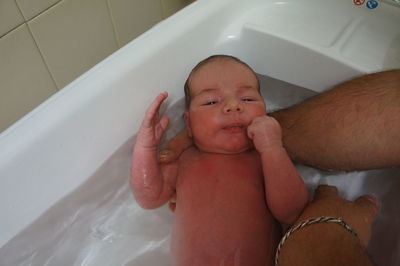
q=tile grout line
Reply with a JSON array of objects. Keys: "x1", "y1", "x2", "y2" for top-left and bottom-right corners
[
  {"x1": 12, "y1": 0, "x2": 63, "y2": 90},
  {"x1": 0, "y1": 24, "x2": 23, "y2": 39},
  {"x1": 20, "y1": 0, "x2": 64, "y2": 21},
  {"x1": 160, "y1": 0, "x2": 167, "y2": 19},
  {"x1": 0, "y1": 0, "x2": 26, "y2": 39},
  {"x1": 105, "y1": 0, "x2": 121, "y2": 48},
  {"x1": 25, "y1": 22, "x2": 60, "y2": 90},
  {"x1": 13, "y1": 0, "x2": 27, "y2": 21}
]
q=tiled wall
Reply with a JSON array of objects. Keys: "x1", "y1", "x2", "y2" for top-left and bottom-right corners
[{"x1": 0, "y1": 0, "x2": 191, "y2": 133}]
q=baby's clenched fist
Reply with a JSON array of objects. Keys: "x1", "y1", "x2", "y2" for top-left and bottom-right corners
[{"x1": 247, "y1": 115, "x2": 283, "y2": 153}]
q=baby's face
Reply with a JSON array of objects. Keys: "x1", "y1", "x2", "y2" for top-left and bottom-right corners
[{"x1": 185, "y1": 59, "x2": 266, "y2": 154}]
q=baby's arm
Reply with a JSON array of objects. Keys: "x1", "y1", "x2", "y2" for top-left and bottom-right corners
[
  {"x1": 248, "y1": 116, "x2": 308, "y2": 224},
  {"x1": 131, "y1": 92, "x2": 178, "y2": 209}
]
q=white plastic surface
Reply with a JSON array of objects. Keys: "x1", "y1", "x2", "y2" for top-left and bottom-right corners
[
  {"x1": 0, "y1": 0, "x2": 399, "y2": 264},
  {"x1": 1, "y1": 76, "x2": 399, "y2": 266}
]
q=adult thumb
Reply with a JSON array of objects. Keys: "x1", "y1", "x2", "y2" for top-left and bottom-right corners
[
  {"x1": 354, "y1": 195, "x2": 380, "y2": 221},
  {"x1": 158, "y1": 149, "x2": 177, "y2": 163}
]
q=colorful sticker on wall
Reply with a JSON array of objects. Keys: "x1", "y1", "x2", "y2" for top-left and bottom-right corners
[
  {"x1": 353, "y1": 0, "x2": 366, "y2": 5},
  {"x1": 353, "y1": 0, "x2": 379, "y2": 9},
  {"x1": 366, "y1": 0, "x2": 379, "y2": 9}
]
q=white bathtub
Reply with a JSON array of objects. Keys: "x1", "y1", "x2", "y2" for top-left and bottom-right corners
[{"x1": 0, "y1": 0, "x2": 399, "y2": 265}]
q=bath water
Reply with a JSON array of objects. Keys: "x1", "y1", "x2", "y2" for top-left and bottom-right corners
[{"x1": 0, "y1": 75, "x2": 399, "y2": 266}]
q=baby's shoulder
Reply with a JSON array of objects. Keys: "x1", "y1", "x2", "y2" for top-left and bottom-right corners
[{"x1": 178, "y1": 146, "x2": 202, "y2": 164}]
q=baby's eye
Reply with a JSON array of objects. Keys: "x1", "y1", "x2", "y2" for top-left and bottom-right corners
[
  {"x1": 203, "y1": 100, "x2": 218, "y2": 106},
  {"x1": 242, "y1": 98, "x2": 255, "y2": 102}
]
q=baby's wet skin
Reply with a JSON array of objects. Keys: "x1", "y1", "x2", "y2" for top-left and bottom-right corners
[{"x1": 171, "y1": 147, "x2": 281, "y2": 266}]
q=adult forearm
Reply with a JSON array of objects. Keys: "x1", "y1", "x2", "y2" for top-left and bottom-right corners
[{"x1": 271, "y1": 70, "x2": 400, "y2": 171}]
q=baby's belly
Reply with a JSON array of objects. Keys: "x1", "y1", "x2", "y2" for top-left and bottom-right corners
[{"x1": 171, "y1": 177, "x2": 281, "y2": 266}]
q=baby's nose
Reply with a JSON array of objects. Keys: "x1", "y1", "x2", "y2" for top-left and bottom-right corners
[{"x1": 223, "y1": 100, "x2": 243, "y2": 113}]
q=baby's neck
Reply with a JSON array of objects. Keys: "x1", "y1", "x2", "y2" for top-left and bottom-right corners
[{"x1": 193, "y1": 145, "x2": 256, "y2": 156}]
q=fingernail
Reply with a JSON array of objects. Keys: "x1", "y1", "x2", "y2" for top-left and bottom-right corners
[
  {"x1": 160, "y1": 150, "x2": 171, "y2": 156},
  {"x1": 159, "y1": 150, "x2": 171, "y2": 160},
  {"x1": 317, "y1": 184, "x2": 337, "y2": 191},
  {"x1": 364, "y1": 195, "x2": 379, "y2": 208}
]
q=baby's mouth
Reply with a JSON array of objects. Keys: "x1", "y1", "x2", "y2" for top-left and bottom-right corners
[{"x1": 222, "y1": 123, "x2": 246, "y2": 133}]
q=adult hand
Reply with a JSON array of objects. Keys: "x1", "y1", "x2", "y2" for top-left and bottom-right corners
[
  {"x1": 297, "y1": 185, "x2": 379, "y2": 246},
  {"x1": 158, "y1": 129, "x2": 193, "y2": 163},
  {"x1": 278, "y1": 185, "x2": 379, "y2": 266}
]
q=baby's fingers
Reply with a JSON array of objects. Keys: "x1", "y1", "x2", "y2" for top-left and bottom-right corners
[
  {"x1": 155, "y1": 116, "x2": 169, "y2": 140},
  {"x1": 247, "y1": 125, "x2": 257, "y2": 141},
  {"x1": 142, "y1": 92, "x2": 168, "y2": 127},
  {"x1": 246, "y1": 116, "x2": 266, "y2": 139}
]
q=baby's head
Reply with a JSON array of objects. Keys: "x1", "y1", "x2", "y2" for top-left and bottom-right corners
[
  {"x1": 183, "y1": 55, "x2": 267, "y2": 154},
  {"x1": 184, "y1": 55, "x2": 261, "y2": 108}
]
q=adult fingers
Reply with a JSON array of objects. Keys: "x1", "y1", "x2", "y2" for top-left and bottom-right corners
[
  {"x1": 312, "y1": 185, "x2": 339, "y2": 201},
  {"x1": 354, "y1": 195, "x2": 380, "y2": 220},
  {"x1": 159, "y1": 129, "x2": 192, "y2": 163},
  {"x1": 352, "y1": 195, "x2": 379, "y2": 246},
  {"x1": 159, "y1": 149, "x2": 177, "y2": 163},
  {"x1": 168, "y1": 201, "x2": 176, "y2": 212},
  {"x1": 168, "y1": 192, "x2": 177, "y2": 212}
]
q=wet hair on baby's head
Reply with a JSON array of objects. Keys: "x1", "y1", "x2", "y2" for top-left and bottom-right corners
[{"x1": 184, "y1": 55, "x2": 260, "y2": 109}]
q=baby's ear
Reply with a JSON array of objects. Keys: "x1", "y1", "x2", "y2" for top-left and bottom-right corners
[{"x1": 183, "y1": 111, "x2": 193, "y2": 137}]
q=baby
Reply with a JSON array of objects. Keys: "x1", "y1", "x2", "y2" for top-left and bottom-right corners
[{"x1": 131, "y1": 55, "x2": 308, "y2": 266}]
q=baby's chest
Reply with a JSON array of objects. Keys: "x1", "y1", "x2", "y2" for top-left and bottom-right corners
[
  {"x1": 176, "y1": 153, "x2": 264, "y2": 200},
  {"x1": 174, "y1": 153, "x2": 270, "y2": 236},
  {"x1": 186, "y1": 158, "x2": 256, "y2": 177}
]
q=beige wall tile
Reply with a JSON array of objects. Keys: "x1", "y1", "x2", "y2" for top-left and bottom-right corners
[
  {"x1": 28, "y1": 0, "x2": 118, "y2": 88},
  {"x1": 108, "y1": 0, "x2": 163, "y2": 46},
  {"x1": 0, "y1": 24, "x2": 57, "y2": 132},
  {"x1": 0, "y1": 0, "x2": 24, "y2": 37},
  {"x1": 160, "y1": 0, "x2": 189, "y2": 18},
  {"x1": 16, "y1": 0, "x2": 61, "y2": 20}
]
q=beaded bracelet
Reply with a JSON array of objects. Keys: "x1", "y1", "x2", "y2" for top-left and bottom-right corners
[{"x1": 274, "y1": 216, "x2": 359, "y2": 266}]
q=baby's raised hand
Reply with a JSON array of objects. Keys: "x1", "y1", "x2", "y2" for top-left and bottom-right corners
[
  {"x1": 247, "y1": 115, "x2": 283, "y2": 153},
  {"x1": 136, "y1": 92, "x2": 169, "y2": 151}
]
